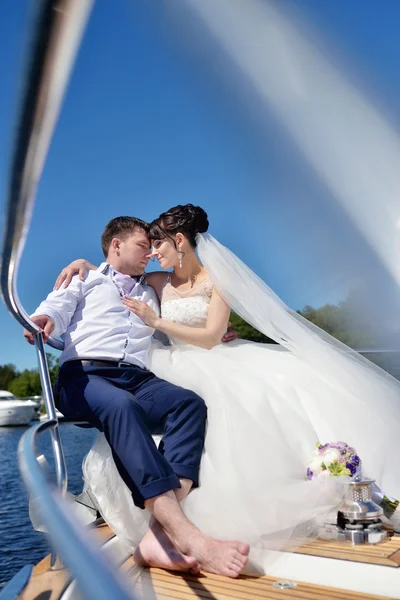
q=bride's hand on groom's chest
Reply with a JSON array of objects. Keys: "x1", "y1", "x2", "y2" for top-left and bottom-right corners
[{"x1": 122, "y1": 297, "x2": 159, "y2": 328}]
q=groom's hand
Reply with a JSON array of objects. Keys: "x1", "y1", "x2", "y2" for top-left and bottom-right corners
[
  {"x1": 23, "y1": 315, "x2": 55, "y2": 345},
  {"x1": 221, "y1": 322, "x2": 238, "y2": 344}
]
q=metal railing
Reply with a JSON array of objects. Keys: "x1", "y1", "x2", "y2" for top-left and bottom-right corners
[
  {"x1": 16, "y1": 420, "x2": 134, "y2": 600},
  {"x1": 0, "y1": 1, "x2": 136, "y2": 598},
  {"x1": 0, "y1": 0, "x2": 94, "y2": 506},
  {"x1": 357, "y1": 347, "x2": 400, "y2": 380}
]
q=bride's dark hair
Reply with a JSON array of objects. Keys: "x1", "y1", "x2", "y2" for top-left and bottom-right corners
[{"x1": 149, "y1": 204, "x2": 209, "y2": 248}]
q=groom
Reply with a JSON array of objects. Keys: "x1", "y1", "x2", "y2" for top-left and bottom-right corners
[{"x1": 23, "y1": 216, "x2": 249, "y2": 577}]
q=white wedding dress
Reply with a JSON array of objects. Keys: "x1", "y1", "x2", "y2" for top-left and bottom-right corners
[{"x1": 82, "y1": 268, "x2": 400, "y2": 569}]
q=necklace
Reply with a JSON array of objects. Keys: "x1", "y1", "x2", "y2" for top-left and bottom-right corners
[
  {"x1": 172, "y1": 270, "x2": 205, "y2": 290},
  {"x1": 189, "y1": 273, "x2": 200, "y2": 288}
]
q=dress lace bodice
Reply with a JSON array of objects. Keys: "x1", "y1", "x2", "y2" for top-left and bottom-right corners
[{"x1": 161, "y1": 273, "x2": 213, "y2": 328}]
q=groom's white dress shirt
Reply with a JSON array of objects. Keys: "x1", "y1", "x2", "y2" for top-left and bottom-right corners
[{"x1": 31, "y1": 263, "x2": 160, "y2": 368}]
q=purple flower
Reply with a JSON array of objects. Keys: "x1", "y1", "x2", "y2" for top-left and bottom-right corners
[
  {"x1": 350, "y1": 455, "x2": 360, "y2": 466},
  {"x1": 346, "y1": 462, "x2": 357, "y2": 476},
  {"x1": 307, "y1": 468, "x2": 313, "y2": 480},
  {"x1": 331, "y1": 442, "x2": 348, "y2": 451}
]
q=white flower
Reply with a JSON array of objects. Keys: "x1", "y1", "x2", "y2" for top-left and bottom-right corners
[
  {"x1": 309, "y1": 455, "x2": 325, "y2": 476},
  {"x1": 321, "y1": 448, "x2": 341, "y2": 467},
  {"x1": 317, "y1": 469, "x2": 331, "y2": 480}
]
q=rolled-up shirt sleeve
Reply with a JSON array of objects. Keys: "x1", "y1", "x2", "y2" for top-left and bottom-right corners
[{"x1": 31, "y1": 277, "x2": 84, "y2": 338}]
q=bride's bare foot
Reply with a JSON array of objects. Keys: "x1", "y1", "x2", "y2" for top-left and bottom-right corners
[
  {"x1": 134, "y1": 520, "x2": 200, "y2": 573},
  {"x1": 177, "y1": 532, "x2": 250, "y2": 578}
]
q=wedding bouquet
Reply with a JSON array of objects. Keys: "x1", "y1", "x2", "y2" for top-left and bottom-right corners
[
  {"x1": 307, "y1": 442, "x2": 399, "y2": 527},
  {"x1": 306, "y1": 441, "x2": 361, "y2": 480}
]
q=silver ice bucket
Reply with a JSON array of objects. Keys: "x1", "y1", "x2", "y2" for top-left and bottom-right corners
[{"x1": 339, "y1": 477, "x2": 383, "y2": 521}]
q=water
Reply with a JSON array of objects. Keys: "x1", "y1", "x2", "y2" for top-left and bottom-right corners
[
  {"x1": 0, "y1": 423, "x2": 97, "y2": 589},
  {"x1": 359, "y1": 351, "x2": 400, "y2": 381}
]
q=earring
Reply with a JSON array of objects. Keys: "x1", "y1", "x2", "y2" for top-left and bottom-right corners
[{"x1": 178, "y1": 251, "x2": 183, "y2": 268}]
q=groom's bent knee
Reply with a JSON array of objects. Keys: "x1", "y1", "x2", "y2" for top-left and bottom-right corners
[
  {"x1": 176, "y1": 389, "x2": 207, "y2": 422},
  {"x1": 191, "y1": 392, "x2": 207, "y2": 422}
]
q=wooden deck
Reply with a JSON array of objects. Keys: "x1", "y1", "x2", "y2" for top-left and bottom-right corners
[
  {"x1": 128, "y1": 565, "x2": 393, "y2": 600},
  {"x1": 285, "y1": 533, "x2": 400, "y2": 567},
  {"x1": 20, "y1": 521, "x2": 399, "y2": 600},
  {"x1": 20, "y1": 555, "x2": 70, "y2": 600}
]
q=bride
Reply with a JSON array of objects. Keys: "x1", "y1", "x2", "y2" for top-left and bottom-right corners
[{"x1": 57, "y1": 203, "x2": 400, "y2": 569}]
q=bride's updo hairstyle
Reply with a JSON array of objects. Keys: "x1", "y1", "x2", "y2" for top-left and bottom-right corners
[{"x1": 149, "y1": 204, "x2": 209, "y2": 248}]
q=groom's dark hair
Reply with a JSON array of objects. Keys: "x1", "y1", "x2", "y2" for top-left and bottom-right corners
[{"x1": 101, "y1": 216, "x2": 150, "y2": 258}]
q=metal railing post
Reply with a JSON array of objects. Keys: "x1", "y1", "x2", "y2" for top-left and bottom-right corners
[
  {"x1": 34, "y1": 332, "x2": 67, "y2": 493},
  {"x1": 18, "y1": 422, "x2": 135, "y2": 600}
]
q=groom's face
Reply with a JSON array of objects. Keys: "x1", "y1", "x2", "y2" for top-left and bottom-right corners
[{"x1": 119, "y1": 229, "x2": 151, "y2": 275}]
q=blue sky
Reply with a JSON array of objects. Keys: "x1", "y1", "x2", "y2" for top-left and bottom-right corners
[{"x1": 1, "y1": 0, "x2": 399, "y2": 370}]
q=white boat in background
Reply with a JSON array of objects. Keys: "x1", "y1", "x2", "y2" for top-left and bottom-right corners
[{"x1": 0, "y1": 390, "x2": 39, "y2": 426}]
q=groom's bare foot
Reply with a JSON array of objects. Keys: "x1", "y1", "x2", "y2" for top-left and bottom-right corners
[
  {"x1": 134, "y1": 520, "x2": 200, "y2": 573},
  {"x1": 144, "y1": 490, "x2": 249, "y2": 578},
  {"x1": 177, "y1": 532, "x2": 250, "y2": 578}
]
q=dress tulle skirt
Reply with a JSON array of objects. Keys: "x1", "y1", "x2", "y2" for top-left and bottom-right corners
[{"x1": 83, "y1": 340, "x2": 400, "y2": 568}]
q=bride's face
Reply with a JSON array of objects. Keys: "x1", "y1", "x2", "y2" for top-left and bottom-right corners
[{"x1": 152, "y1": 238, "x2": 178, "y2": 270}]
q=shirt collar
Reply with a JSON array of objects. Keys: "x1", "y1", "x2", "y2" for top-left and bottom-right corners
[{"x1": 99, "y1": 263, "x2": 146, "y2": 291}]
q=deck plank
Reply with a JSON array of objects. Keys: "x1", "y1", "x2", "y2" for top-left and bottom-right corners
[
  {"x1": 27, "y1": 521, "x2": 113, "y2": 577},
  {"x1": 19, "y1": 521, "x2": 113, "y2": 599},
  {"x1": 286, "y1": 535, "x2": 400, "y2": 567},
  {"x1": 89, "y1": 519, "x2": 115, "y2": 543},
  {"x1": 129, "y1": 564, "x2": 393, "y2": 600},
  {"x1": 19, "y1": 567, "x2": 70, "y2": 600}
]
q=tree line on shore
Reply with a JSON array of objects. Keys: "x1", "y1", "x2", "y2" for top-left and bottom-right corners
[{"x1": 0, "y1": 354, "x2": 59, "y2": 398}]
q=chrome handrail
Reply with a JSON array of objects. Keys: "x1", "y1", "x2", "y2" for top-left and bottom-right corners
[
  {"x1": 356, "y1": 347, "x2": 399, "y2": 378},
  {"x1": 0, "y1": 0, "x2": 94, "y2": 510},
  {"x1": 0, "y1": 2, "x2": 137, "y2": 597},
  {"x1": 0, "y1": 0, "x2": 92, "y2": 352},
  {"x1": 18, "y1": 420, "x2": 134, "y2": 600},
  {"x1": 355, "y1": 347, "x2": 400, "y2": 353}
]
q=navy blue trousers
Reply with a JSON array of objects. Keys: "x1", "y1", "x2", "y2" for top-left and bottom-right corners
[{"x1": 54, "y1": 362, "x2": 207, "y2": 508}]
